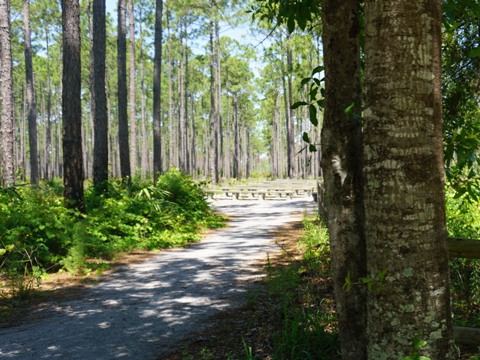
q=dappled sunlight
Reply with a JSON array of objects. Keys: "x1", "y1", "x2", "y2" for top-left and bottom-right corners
[{"x1": 0, "y1": 198, "x2": 315, "y2": 359}]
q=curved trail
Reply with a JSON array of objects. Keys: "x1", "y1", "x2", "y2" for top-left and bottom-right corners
[{"x1": 0, "y1": 199, "x2": 314, "y2": 359}]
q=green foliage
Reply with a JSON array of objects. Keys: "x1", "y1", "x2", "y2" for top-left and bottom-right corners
[
  {"x1": 446, "y1": 188, "x2": 480, "y2": 326},
  {"x1": 248, "y1": 0, "x2": 321, "y2": 33},
  {"x1": 1, "y1": 169, "x2": 224, "y2": 297},
  {"x1": 264, "y1": 215, "x2": 338, "y2": 359},
  {"x1": 401, "y1": 335, "x2": 430, "y2": 360},
  {"x1": 442, "y1": 0, "x2": 480, "y2": 200}
]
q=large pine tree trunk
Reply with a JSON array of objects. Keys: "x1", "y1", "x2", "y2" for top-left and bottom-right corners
[
  {"x1": 117, "y1": 0, "x2": 131, "y2": 179},
  {"x1": 320, "y1": 1, "x2": 366, "y2": 358},
  {"x1": 363, "y1": 0, "x2": 454, "y2": 358},
  {"x1": 23, "y1": 0, "x2": 38, "y2": 186},
  {"x1": 91, "y1": 0, "x2": 108, "y2": 191},
  {"x1": 0, "y1": 0, "x2": 15, "y2": 187},
  {"x1": 61, "y1": 0, "x2": 84, "y2": 211}
]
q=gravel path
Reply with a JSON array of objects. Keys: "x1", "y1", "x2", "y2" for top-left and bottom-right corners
[{"x1": 0, "y1": 198, "x2": 314, "y2": 360}]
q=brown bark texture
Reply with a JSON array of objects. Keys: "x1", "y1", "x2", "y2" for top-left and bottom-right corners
[
  {"x1": 152, "y1": 0, "x2": 163, "y2": 183},
  {"x1": 128, "y1": 0, "x2": 137, "y2": 174},
  {"x1": 23, "y1": 0, "x2": 38, "y2": 186},
  {"x1": 92, "y1": 0, "x2": 108, "y2": 190},
  {"x1": 61, "y1": 0, "x2": 84, "y2": 211},
  {"x1": 0, "y1": 0, "x2": 15, "y2": 187},
  {"x1": 117, "y1": 0, "x2": 131, "y2": 179},
  {"x1": 320, "y1": 0, "x2": 367, "y2": 359},
  {"x1": 363, "y1": 0, "x2": 455, "y2": 358}
]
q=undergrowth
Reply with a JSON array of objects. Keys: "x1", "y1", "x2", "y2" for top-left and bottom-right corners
[
  {"x1": 0, "y1": 169, "x2": 225, "y2": 300},
  {"x1": 260, "y1": 214, "x2": 339, "y2": 359},
  {"x1": 447, "y1": 188, "x2": 480, "y2": 328}
]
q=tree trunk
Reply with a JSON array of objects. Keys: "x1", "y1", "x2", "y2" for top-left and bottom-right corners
[
  {"x1": 363, "y1": 0, "x2": 454, "y2": 357},
  {"x1": 152, "y1": 0, "x2": 163, "y2": 182},
  {"x1": 138, "y1": 9, "x2": 148, "y2": 178},
  {"x1": 91, "y1": 0, "x2": 108, "y2": 191},
  {"x1": 208, "y1": 0, "x2": 219, "y2": 184},
  {"x1": 23, "y1": 0, "x2": 38, "y2": 186},
  {"x1": 117, "y1": 0, "x2": 131, "y2": 179},
  {"x1": 45, "y1": 30, "x2": 53, "y2": 180},
  {"x1": 320, "y1": 1, "x2": 366, "y2": 358},
  {"x1": 0, "y1": 0, "x2": 15, "y2": 187},
  {"x1": 128, "y1": 0, "x2": 137, "y2": 175},
  {"x1": 232, "y1": 93, "x2": 239, "y2": 179},
  {"x1": 61, "y1": 0, "x2": 84, "y2": 211}
]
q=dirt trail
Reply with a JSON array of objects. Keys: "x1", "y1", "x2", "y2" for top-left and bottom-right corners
[{"x1": 0, "y1": 198, "x2": 314, "y2": 360}]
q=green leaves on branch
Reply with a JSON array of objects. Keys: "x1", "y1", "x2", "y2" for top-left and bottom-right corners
[
  {"x1": 343, "y1": 270, "x2": 388, "y2": 294},
  {"x1": 248, "y1": 0, "x2": 321, "y2": 33},
  {"x1": 292, "y1": 65, "x2": 324, "y2": 153}
]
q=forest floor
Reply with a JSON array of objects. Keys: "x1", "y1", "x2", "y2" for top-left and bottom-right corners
[{"x1": 0, "y1": 199, "x2": 314, "y2": 359}]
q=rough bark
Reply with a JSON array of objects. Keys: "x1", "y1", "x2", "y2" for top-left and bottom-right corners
[
  {"x1": 0, "y1": 0, "x2": 15, "y2": 187},
  {"x1": 363, "y1": 0, "x2": 455, "y2": 358},
  {"x1": 152, "y1": 0, "x2": 163, "y2": 182},
  {"x1": 320, "y1": 1, "x2": 366, "y2": 358},
  {"x1": 128, "y1": 0, "x2": 137, "y2": 174},
  {"x1": 23, "y1": 0, "x2": 38, "y2": 186},
  {"x1": 117, "y1": 0, "x2": 131, "y2": 179},
  {"x1": 91, "y1": 0, "x2": 108, "y2": 191},
  {"x1": 61, "y1": 0, "x2": 84, "y2": 211}
]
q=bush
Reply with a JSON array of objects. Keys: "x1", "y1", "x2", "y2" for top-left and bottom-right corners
[
  {"x1": 1, "y1": 170, "x2": 224, "y2": 297},
  {"x1": 446, "y1": 188, "x2": 480, "y2": 324}
]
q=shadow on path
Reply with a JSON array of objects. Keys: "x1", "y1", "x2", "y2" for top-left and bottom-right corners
[{"x1": 0, "y1": 199, "x2": 314, "y2": 359}]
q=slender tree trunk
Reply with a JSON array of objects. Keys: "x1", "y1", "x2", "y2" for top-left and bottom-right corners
[
  {"x1": 178, "y1": 49, "x2": 185, "y2": 170},
  {"x1": 152, "y1": 0, "x2": 163, "y2": 182},
  {"x1": 117, "y1": 0, "x2": 131, "y2": 179},
  {"x1": 363, "y1": 1, "x2": 454, "y2": 358},
  {"x1": 320, "y1": 1, "x2": 366, "y2": 358},
  {"x1": 215, "y1": 18, "x2": 223, "y2": 178},
  {"x1": 286, "y1": 33, "x2": 295, "y2": 178},
  {"x1": 92, "y1": 0, "x2": 108, "y2": 191},
  {"x1": 23, "y1": 0, "x2": 38, "y2": 186},
  {"x1": 138, "y1": 9, "x2": 148, "y2": 178},
  {"x1": 61, "y1": 0, "x2": 84, "y2": 211},
  {"x1": 232, "y1": 93, "x2": 239, "y2": 179},
  {"x1": 128, "y1": 0, "x2": 137, "y2": 175},
  {"x1": 208, "y1": 0, "x2": 219, "y2": 184},
  {"x1": 0, "y1": 0, "x2": 15, "y2": 187},
  {"x1": 45, "y1": 31, "x2": 53, "y2": 180}
]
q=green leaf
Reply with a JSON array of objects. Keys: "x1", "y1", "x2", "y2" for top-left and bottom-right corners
[
  {"x1": 300, "y1": 77, "x2": 311, "y2": 86},
  {"x1": 309, "y1": 144, "x2": 317, "y2": 152},
  {"x1": 302, "y1": 132, "x2": 310, "y2": 143},
  {"x1": 345, "y1": 102, "x2": 355, "y2": 115},
  {"x1": 297, "y1": 15, "x2": 307, "y2": 31},
  {"x1": 287, "y1": 17, "x2": 295, "y2": 33},
  {"x1": 311, "y1": 65, "x2": 324, "y2": 75},
  {"x1": 291, "y1": 101, "x2": 308, "y2": 110},
  {"x1": 309, "y1": 104, "x2": 318, "y2": 126}
]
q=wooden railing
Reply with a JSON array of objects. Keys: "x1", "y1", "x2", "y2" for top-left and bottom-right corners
[{"x1": 315, "y1": 181, "x2": 480, "y2": 346}]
